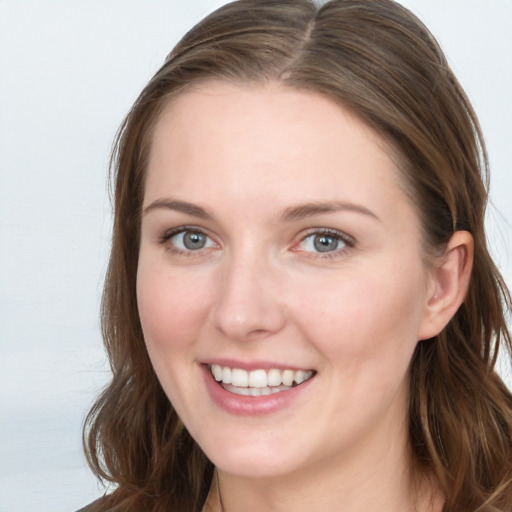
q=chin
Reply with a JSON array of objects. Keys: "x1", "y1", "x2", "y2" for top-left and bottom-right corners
[
  {"x1": 213, "y1": 453, "x2": 299, "y2": 479},
  {"x1": 196, "y1": 428, "x2": 316, "y2": 479}
]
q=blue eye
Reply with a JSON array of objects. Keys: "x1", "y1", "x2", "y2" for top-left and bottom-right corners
[
  {"x1": 298, "y1": 229, "x2": 353, "y2": 256},
  {"x1": 168, "y1": 229, "x2": 216, "y2": 252},
  {"x1": 302, "y1": 233, "x2": 345, "y2": 253}
]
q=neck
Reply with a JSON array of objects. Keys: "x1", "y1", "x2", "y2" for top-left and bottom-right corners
[{"x1": 203, "y1": 412, "x2": 443, "y2": 512}]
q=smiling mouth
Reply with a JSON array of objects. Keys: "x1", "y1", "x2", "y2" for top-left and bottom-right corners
[{"x1": 209, "y1": 364, "x2": 315, "y2": 396}]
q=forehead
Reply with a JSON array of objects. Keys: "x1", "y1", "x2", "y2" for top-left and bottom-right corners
[{"x1": 145, "y1": 81, "x2": 410, "y2": 223}]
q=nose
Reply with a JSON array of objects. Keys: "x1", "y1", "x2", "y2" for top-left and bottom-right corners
[{"x1": 210, "y1": 251, "x2": 287, "y2": 342}]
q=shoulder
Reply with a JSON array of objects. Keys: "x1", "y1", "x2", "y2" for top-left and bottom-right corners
[{"x1": 75, "y1": 497, "x2": 104, "y2": 512}]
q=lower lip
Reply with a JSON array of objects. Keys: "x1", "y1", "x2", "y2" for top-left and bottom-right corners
[{"x1": 201, "y1": 365, "x2": 315, "y2": 416}]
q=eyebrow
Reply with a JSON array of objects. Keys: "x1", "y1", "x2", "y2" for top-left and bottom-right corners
[
  {"x1": 278, "y1": 201, "x2": 380, "y2": 223},
  {"x1": 143, "y1": 199, "x2": 213, "y2": 219},
  {"x1": 143, "y1": 198, "x2": 379, "y2": 223}
]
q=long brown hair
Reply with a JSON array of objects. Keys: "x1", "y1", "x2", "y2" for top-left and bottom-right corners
[{"x1": 84, "y1": 1, "x2": 512, "y2": 510}]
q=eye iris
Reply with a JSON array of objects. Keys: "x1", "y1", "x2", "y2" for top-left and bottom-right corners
[
  {"x1": 183, "y1": 232, "x2": 206, "y2": 250},
  {"x1": 313, "y1": 234, "x2": 338, "y2": 253}
]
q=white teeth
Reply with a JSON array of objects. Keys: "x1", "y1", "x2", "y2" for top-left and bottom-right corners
[
  {"x1": 231, "y1": 368, "x2": 249, "y2": 387},
  {"x1": 267, "y1": 368, "x2": 282, "y2": 386},
  {"x1": 235, "y1": 386, "x2": 250, "y2": 396},
  {"x1": 209, "y1": 364, "x2": 314, "y2": 393},
  {"x1": 248, "y1": 369, "x2": 267, "y2": 388},
  {"x1": 282, "y1": 369, "x2": 294, "y2": 386},
  {"x1": 221, "y1": 366, "x2": 232, "y2": 384},
  {"x1": 294, "y1": 370, "x2": 305, "y2": 384},
  {"x1": 223, "y1": 384, "x2": 293, "y2": 396},
  {"x1": 212, "y1": 365, "x2": 223, "y2": 381}
]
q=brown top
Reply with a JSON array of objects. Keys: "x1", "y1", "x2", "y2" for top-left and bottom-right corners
[{"x1": 75, "y1": 497, "x2": 103, "y2": 512}]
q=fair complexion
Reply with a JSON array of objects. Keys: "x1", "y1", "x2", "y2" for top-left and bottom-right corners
[{"x1": 137, "y1": 82, "x2": 472, "y2": 512}]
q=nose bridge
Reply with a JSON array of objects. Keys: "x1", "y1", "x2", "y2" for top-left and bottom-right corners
[{"x1": 211, "y1": 243, "x2": 286, "y2": 341}]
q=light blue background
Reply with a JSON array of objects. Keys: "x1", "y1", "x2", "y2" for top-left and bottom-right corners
[{"x1": 0, "y1": 1, "x2": 510, "y2": 510}]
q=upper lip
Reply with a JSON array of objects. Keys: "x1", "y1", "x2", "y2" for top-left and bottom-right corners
[{"x1": 201, "y1": 358, "x2": 315, "y2": 372}]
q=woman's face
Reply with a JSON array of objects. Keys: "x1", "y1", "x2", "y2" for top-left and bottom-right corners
[{"x1": 137, "y1": 82, "x2": 434, "y2": 480}]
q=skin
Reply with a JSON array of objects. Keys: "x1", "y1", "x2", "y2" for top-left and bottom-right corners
[{"x1": 137, "y1": 82, "x2": 472, "y2": 512}]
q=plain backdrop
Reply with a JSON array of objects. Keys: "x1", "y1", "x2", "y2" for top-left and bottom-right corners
[{"x1": 0, "y1": 1, "x2": 511, "y2": 511}]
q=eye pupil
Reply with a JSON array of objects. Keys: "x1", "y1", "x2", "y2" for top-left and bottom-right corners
[
  {"x1": 183, "y1": 232, "x2": 206, "y2": 250},
  {"x1": 314, "y1": 235, "x2": 338, "y2": 253}
]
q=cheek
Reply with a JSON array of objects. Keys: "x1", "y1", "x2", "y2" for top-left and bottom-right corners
[
  {"x1": 136, "y1": 260, "x2": 218, "y2": 415},
  {"x1": 292, "y1": 261, "x2": 427, "y2": 370},
  {"x1": 136, "y1": 262, "x2": 213, "y2": 356}
]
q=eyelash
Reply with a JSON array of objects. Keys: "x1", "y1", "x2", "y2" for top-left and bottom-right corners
[
  {"x1": 294, "y1": 228, "x2": 355, "y2": 259},
  {"x1": 159, "y1": 226, "x2": 217, "y2": 258},
  {"x1": 158, "y1": 226, "x2": 355, "y2": 259}
]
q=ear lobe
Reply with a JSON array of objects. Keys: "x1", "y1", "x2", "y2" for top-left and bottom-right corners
[{"x1": 418, "y1": 231, "x2": 474, "y2": 341}]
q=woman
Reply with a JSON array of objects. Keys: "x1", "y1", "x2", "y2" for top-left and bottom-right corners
[{"x1": 81, "y1": 0, "x2": 512, "y2": 510}]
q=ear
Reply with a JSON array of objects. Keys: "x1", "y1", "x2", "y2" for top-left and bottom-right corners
[{"x1": 418, "y1": 231, "x2": 474, "y2": 340}]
